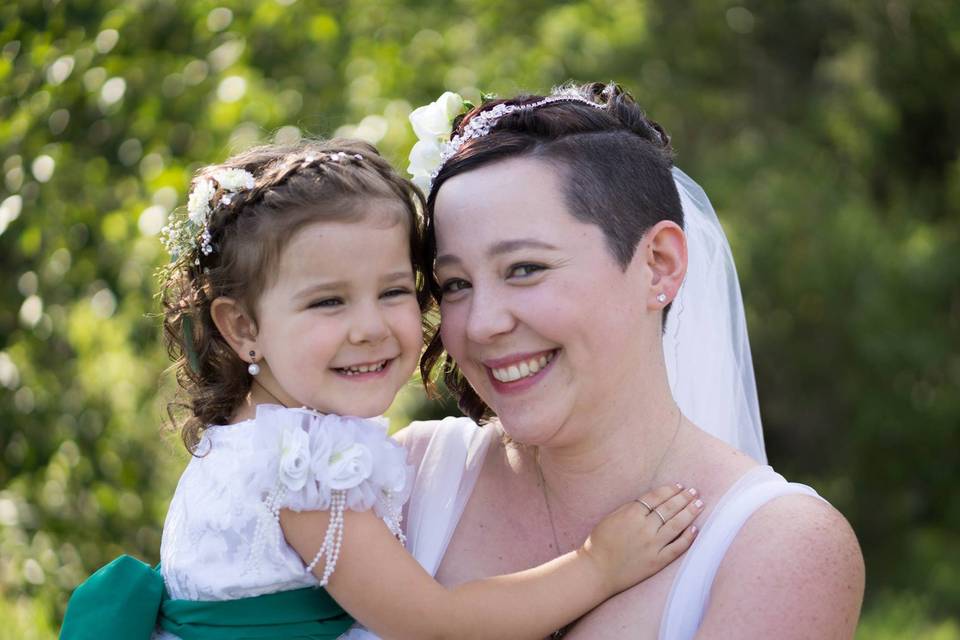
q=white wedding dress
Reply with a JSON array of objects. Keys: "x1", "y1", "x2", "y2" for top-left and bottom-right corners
[{"x1": 348, "y1": 417, "x2": 823, "y2": 640}]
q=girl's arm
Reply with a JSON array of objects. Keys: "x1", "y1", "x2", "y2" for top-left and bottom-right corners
[{"x1": 280, "y1": 484, "x2": 702, "y2": 640}]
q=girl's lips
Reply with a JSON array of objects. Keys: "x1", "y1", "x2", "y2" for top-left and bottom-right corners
[{"x1": 331, "y1": 357, "x2": 394, "y2": 380}]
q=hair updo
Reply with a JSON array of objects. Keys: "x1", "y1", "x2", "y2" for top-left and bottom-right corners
[
  {"x1": 419, "y1": 82, "x2": 684, "y2": 423},
  {"x1": 161, "y1": 139, "x2": 427, "y2": 452}
]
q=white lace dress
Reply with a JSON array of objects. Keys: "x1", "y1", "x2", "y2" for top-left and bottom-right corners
[
  {"x1": 350, "y1": 418, "x2": 824, "y2": 640},
  {"x1": 155, "y1": 404, "x2": 413, "y2": 640}
]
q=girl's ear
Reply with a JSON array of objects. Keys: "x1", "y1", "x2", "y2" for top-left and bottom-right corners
[
  {"x1": 210, "y1": 297, "x2": 259, "y2": 363},
  {"x1": 642, "y1": 220, "x2": 687, "y2": 310}
]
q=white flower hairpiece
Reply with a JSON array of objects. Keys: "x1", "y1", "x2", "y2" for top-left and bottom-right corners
[
  {"x1": 161, "y1": 167, "x2": 256, "y2": 263},
  {"x1": 407, "y1": 91, "x2": 468, "y2": 193},
  {"x1": 407, "y1": 91, "x2": 606, "y2": 192}
]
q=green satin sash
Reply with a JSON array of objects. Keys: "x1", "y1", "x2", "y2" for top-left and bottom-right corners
[{"x1": 60, "y1": 555, "x2": 354, "y2": 640}]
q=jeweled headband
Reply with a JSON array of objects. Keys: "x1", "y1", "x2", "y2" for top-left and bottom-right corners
[{"x1": 407, "y1": 92, "x2": 606, "y2": 192}]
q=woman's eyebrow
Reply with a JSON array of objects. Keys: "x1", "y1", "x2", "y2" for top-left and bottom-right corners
[{"x1": 435, "y1": 239, "x2": 560, "y2": 269}]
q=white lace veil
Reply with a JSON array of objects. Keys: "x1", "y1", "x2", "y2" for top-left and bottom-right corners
[{"x1": 663, "y1": 168, "x2": 767, "y2": 463}]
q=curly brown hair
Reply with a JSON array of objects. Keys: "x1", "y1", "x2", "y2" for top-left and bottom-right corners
[
  {"x1": 418, "y1": 82, "x2": 681, "y2": 424},
  {"x1": 161, "y1": 139, "x2": 427, "y2": 453}
]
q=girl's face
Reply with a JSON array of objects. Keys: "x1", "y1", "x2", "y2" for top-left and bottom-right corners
[
  {"x1": 252, "y1": 206, "x2": 422, "y2": 418},
  {"x1": 433, "y1": 158, "x2": 662, "y2": 445}
]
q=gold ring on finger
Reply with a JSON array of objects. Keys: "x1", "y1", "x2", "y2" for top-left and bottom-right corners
[
  {"x1": 654, "y1": 508, "x2": 667, "y2": 525},
  {"x1": 637, "y1": 499, "x2": 653, "y2": 513}
]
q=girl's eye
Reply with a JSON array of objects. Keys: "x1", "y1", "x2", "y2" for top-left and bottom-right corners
[
  {"x1": 309, "y1": 297, "x2": 343, "y2": 308},
  {"x1": 440, "y1": 278, "x2": 470, "y2": 295},
  {"x1": 508, "y1": 263, "x2": 545, "y2": 278},
  {"x1": 382, "y1": 287, "x2": 412, "y2": 299}
]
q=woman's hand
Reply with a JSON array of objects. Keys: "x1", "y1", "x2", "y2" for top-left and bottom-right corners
[{"x1": 582, "y1": 484, "x2": 704, "y2": 595}]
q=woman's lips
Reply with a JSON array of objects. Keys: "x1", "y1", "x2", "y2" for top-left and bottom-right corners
[{"x1": 483, "y1": 349, "x2": 558, "y2": 393}]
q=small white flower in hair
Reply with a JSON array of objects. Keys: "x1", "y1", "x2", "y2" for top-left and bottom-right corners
[
  {"x1": 211, "y1": 168, "x2": 256, "y2": 191},
  {"x1": 187, "y1": 179, "x2": 215, "y2": 226}
]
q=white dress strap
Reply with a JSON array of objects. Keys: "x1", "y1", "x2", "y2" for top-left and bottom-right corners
[
  {"x1": 658, "y1": 465, "x2": 824, "y2": 640},
  {"x1": 405, "y1": 417, "x2": 494, "y2": 575}
]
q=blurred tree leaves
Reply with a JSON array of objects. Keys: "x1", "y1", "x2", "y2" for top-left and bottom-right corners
[{"x1": 0, "y1": 0, "x2": 957, "y2": 634}]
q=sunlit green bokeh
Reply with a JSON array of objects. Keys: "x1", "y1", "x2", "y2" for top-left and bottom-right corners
[{"x1": 1, "y1": 0, "x2": 957, "y2": 636}]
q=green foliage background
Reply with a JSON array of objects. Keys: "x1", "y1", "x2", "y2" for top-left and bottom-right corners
[{"x1": 1, "y1": 0, "x2": 957, "y2": 637}]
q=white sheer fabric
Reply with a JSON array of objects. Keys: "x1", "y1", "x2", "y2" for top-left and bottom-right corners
[{"x1": 665, "y1": 168, "x2": 767, "y2": 463}]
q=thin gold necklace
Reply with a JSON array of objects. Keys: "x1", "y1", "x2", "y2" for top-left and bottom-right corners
[
  {"x1": 534, "y1": 409, "x2": 683, "y2": 638},
  {"x1": 534, "y1": 408, "x2": 684, "y2": 553}
]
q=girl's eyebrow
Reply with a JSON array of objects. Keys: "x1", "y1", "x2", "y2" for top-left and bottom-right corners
[
  {"x1": 294, "y1": 271, "x2": 414, "y2": 298},
  {"x1": 435, "y1": 238, "x2": 559, "y2": 269}
]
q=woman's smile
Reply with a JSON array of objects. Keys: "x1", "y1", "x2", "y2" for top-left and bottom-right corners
[{"x1": 483, "y1": 348, "x2": 559, "y2": 393}]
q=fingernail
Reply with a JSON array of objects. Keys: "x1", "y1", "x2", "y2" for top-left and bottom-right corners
[
  {"x1": 691, "y1": 525, "x2": 698, "y2": 534},
  {"x1": 675, "y1": 483, "x2": 684, "y2": 490},
  {"x1": 694, "y1": 499, "x2": 704, "y2": 509},
  {"x1": 688, "y1": 487, "x2": 698, "y2": 496}
]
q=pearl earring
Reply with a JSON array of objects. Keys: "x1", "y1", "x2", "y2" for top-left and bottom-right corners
[
  {"x1": 247, "y1": 350, "x2": 260, "y2": 376},
  {"x1": 657, "y1": 293, "x2": 667, "y2": 304}
]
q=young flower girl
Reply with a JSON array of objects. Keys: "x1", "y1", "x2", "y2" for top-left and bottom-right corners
[{"x1": 62, "y1": 139, "x2": 703, "y2": 640}]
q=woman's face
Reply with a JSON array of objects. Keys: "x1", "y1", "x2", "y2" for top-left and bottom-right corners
[{"x1": 433, "y1": 158, "x2": 662, "y2": 446}]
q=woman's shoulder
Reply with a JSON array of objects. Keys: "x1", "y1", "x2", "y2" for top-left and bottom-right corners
[
  {"x1": 701, "y1": 485, "x2": 864, "y2": 637},
  {"x1": 392, "y1": 415, "x2": 485, "y2": 468}
]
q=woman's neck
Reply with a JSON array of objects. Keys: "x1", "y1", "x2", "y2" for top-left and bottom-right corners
[{"x1": 529, "y1": 362, "x2": 686, "y2": 538}]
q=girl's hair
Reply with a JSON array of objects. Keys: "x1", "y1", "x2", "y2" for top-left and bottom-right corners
[
  {"x1": 161, "y1": 139, "x2": 427, "y2": 453},
  {"x1": 418, "y1": 82, "x2": 683, "y2": 423}
]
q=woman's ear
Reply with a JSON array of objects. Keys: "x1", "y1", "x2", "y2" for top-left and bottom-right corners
[
  {"x1": 642, "y1": 220, "x2": 687, "y2": 310},
  {"x1": 210, "y1": 297, "x2": 259, "y2": 363}
]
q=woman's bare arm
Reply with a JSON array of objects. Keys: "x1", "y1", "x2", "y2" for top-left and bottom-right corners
[{"x1": 696, "y1": 494, "x2": 864, "y2": 639}]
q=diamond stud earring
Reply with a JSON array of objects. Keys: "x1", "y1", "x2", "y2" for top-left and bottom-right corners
[{"x1": 657, "y1": 293, "x2": 667, "y2": 304}]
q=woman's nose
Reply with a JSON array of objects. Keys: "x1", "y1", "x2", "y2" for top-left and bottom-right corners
[{"x1": 465, "y1": 288, "x2": 515, "y2": 344}]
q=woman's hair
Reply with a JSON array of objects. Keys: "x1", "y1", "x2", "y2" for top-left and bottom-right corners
[
  {"x1": 419, "y1": 82, "x2": 683, "y2": 423},
  {"x1": 161, "y1": 138, "x2": 427, "y2": 453}
]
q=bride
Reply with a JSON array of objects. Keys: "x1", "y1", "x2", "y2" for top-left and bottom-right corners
[{"x1": 378, "y1": 82, "x2": 863, "y2": 638}]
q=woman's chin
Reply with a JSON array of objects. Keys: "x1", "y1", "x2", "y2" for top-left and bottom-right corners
[{"x1": 494, "y1": 410, "x2": 568, "y2": 448}]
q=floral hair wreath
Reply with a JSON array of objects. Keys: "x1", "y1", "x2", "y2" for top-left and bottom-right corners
[
  {"x1": 161, "y1": 151, "x2": 362, "y2": 263},
  {"x1": 406, "y1": 90, "x2": 605, "y2": 192}
]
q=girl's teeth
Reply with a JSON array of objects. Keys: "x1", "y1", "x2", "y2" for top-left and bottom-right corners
[
  {"x1": 342, "y1": 361, "x2": 386, "y2": 375},
  {"x1": 491, "y1": 352, "x2": 554, "y2": 383}
]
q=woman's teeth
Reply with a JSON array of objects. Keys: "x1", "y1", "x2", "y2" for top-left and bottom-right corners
[
  {"x1": 339, "y1": 360, "x2": 387, "y2": 375},
  {"x1": 491, "y1": 352, "x2": 554, "y2": 383}
]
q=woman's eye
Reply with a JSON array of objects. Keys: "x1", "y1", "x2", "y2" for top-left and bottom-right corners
[
  {"x1": 440, "y1": 278, "x2": 470, "y2": 295},
  {"x1": 508, "y1": 263, "x2": 545, "y2": 278}
]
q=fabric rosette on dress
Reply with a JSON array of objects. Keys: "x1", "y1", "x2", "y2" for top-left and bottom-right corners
[{"x1": 253, "y1": 405, "x2": 414, "y2": 584}]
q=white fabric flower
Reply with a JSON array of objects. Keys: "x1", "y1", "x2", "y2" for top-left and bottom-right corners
[
  {"x1": 407, "y1": 139, "x2": 442, "y2": 192},
  {"x1": 187, "y1": 178, "x2": 215, "y2": 226},
  {"x1": 277, "y1": 422, "x2": 311, "y2": 492},
  {"x1": 327, "y1": 442, "x2": 373, "y2": 490},
  {"x1": 407, "y1": 91, "x2": 465, "y2": 189},
  {"x1": 409, "y1": 91, "x2": 463, "y2": 140}
]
